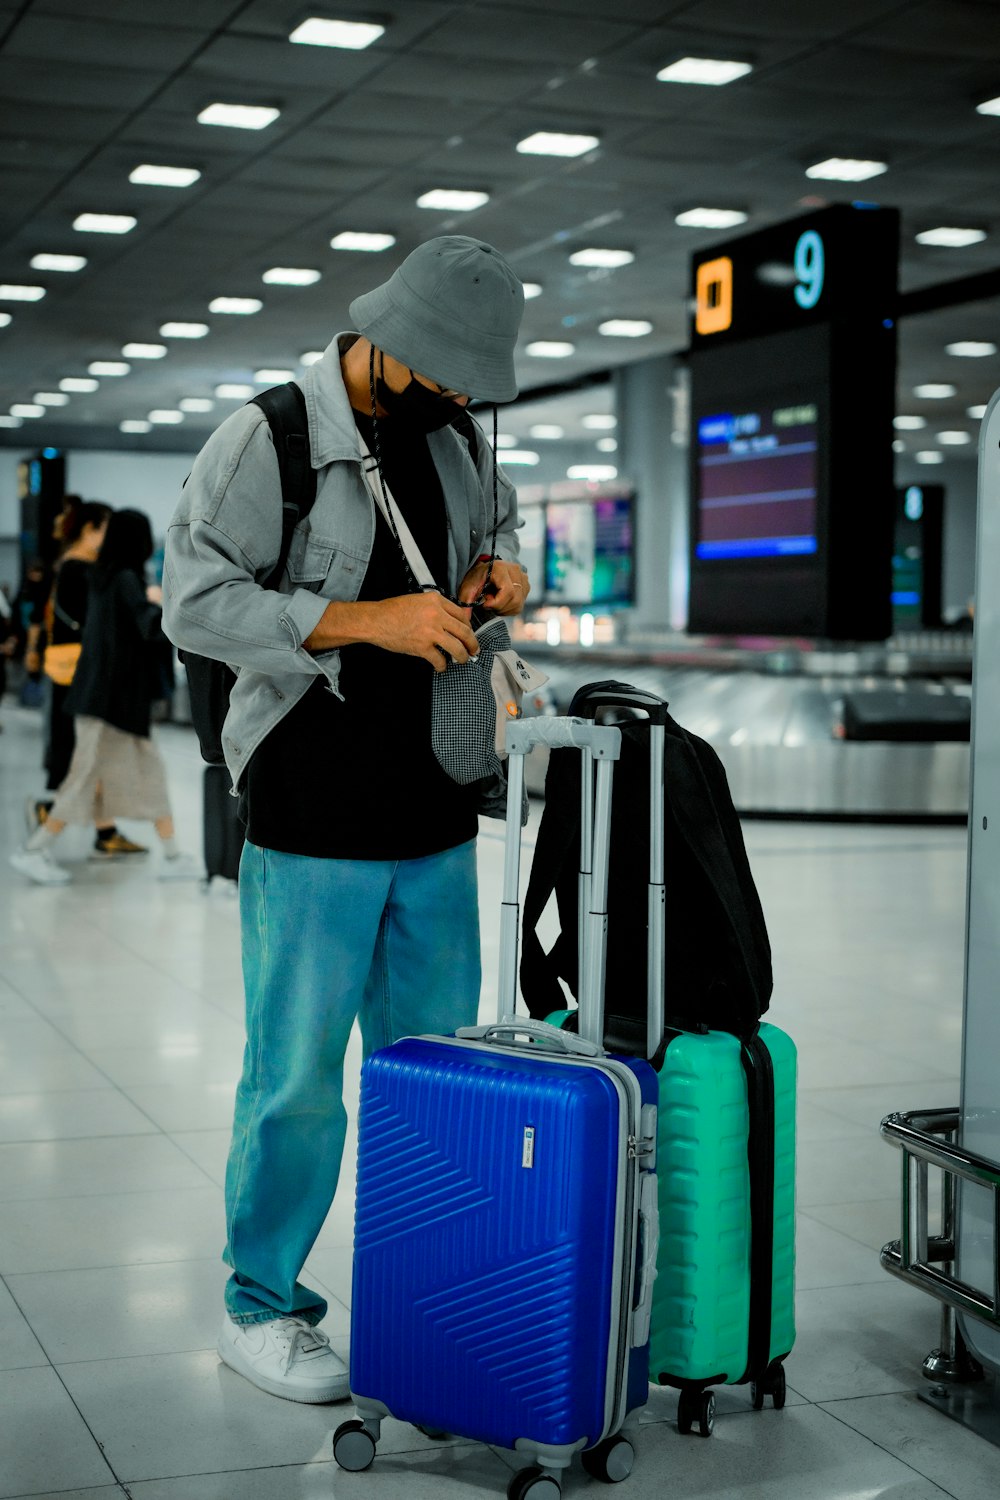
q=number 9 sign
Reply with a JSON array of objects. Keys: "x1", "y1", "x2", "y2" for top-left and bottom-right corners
[{"x1": 793, "y1": 230, "x2": 825, "y2": 309}]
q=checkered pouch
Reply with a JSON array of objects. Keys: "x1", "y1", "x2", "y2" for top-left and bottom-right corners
[{"x1": 431, "y1": 617, "x2": 548, "y2": 790}]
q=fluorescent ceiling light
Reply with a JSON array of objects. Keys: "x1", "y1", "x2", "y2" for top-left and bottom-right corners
[
  {"x1": 215, "y1": 383, "x2": 255, "y2": 399},
  {"x1": 0, "y1": 415, "x2": 22, "y2": 427},
  {"x1": 657, "y1": 57, "x2": 753, "y2": 86},
  {"x1": 129, "y1": 164, "x2": 201, "y2": 188},
  {"x1": 582, "y1": 413, "x2": 616, "y2": 430},
  {"x1": 254, "y1": 368, "x2": 295, "y2": 383},
  {"x1": 894, "y1": 415, "x2": 926, "y2": 430},
  {"x1": 72, "y1": 213, "x2": 136, "y2": 233},
  {"x1": 0, "y1": 284, "x2": 45, "y2": 301},
  {"x1": 529, "y1": 424, "x2": 564, "y2": 439},
  {"x1": 495, "y1": 433, "x2": 518, "y2": 448},
  {"x1": 120, "y1": 419, "x2": 152, "y2": 433},
  {"x1": 675, "y1": 207, "x2": 748, "y2": 229},
  {"x1": 160, "y1": 321, "x2": 209, "y2": 338},
  {"x1": 122, "y1": 342, "x2": 167, "y2": 359},
  {"x1": 568, "y1": 464, "x2": 618, "y2": 480},
  {"x1": 210, "y1": 297, "x2": 263, "y2": 315},
  {"x1": 59, "y1": 377, "x2": 99, "y2": 392},
  {"x1": 498, "y1": 450, "x2": 540, "y2": 465},
  {"x1": 526, "y1": 341, "x2": 575, "y2": 358},
  {"x1": 30, "y1": 253, "x2": 87, "y2": 272},
  {"x1": 289, "y1": 17, "x2": 385, "y2": 48},
  {"x1": 11, "y1": 404, "x2": 45, "y2": 418},
  {"x1": 937, "y1": 430, "x2": 972, "y2": 445},
  {"x1": 914, "y1": 383, "x2": 956, "y2": 398},
  {"x1": 915, "y1": 450, "x2": 945, "y2": 464},
  {"x1": 179, "y1": 397, "x2": 215, "y2": 413},
  {"x1": 946, "y1": 340, "x2": 997, "y2": 357},
  {"x1": 89, "y1": 360, "x2": 130, "y2": 376},
  {"x1": 976, "y1": 95, "x2": 1000, "y2": 116},
  {"x1": 968, "y1": 405, "x2": 988, "y2": 419},
  {"x1": 569, "y1": 248, "x2": 634, "y2": 268},
  {"x1": 33, "y1": 392, "x2": 70, "y2": 406},
  {"x1": 300, "y1": 350, "x2": 324, "y2": 365},
  {"x1": 599, "y1": 319, "x2": 653, "y2": 337},
  {"x1": 805, "y1": 158, "x2": 887, "y2": 182},
  {"x1": 0, "y1": 313, "x2": 10, "y2": 328},
  {"x1": 198, "y1": 103, "x2": 280, "y2": 130},
  {"x1": 521, "y1": 282, "x2": 542, "y2": 299},
  {"x1": 148, "y1": 409, "x2": 185, "y2": 424},
  {"x1": 417, "y1": 189, "x2": 490, "y2": 211},
  {"x1": 516, "y1": 131, "x2": 599, "y2": 157},
  {"x1": 892, "y1": 438, "x2": 906, "y2": 453},
  {"x1": 596, "y1": 437, "x2": 618, "y2": 452},
  {"x1": 916, "y1": 226, "x2": 986, "y2": 248},
  {"x1": 330, "y1": 231, "x2": 396, "y2": 252},
  {"x1": 262, "y1": 267, "x2": 321, "y2": 285}
]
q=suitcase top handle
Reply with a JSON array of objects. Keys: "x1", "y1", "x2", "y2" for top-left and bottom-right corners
[{"x1": 456, "y1": 1016, "x2": 602, "y2": 1058}]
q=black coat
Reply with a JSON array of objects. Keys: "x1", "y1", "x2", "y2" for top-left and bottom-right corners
[{"x1": 66, "y1": 568, "x2": 165, "y2": 738}]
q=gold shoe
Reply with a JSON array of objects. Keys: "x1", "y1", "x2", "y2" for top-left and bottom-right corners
[{"x1": 91, "y1": 832, "x2": 150, "y2": 858}]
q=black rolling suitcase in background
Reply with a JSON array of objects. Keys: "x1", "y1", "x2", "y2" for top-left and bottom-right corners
[{"x1": 203, "y1": 765, "x2": 244, "y2": 883}]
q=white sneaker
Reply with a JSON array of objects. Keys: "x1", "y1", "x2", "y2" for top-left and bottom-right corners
[
  {"x1": 157, "y1": 852, "x2": 203, "y2": 882},
  {"x1": 217, "y1": 1315, "x2": 350, "y2": 1403},
  {"x1": 10, "y1": 846, "x2": 71, "y2": 886}
]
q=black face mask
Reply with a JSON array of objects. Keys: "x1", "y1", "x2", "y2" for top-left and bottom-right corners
[{"x1": 375, "y1": 365, "x2": 465, "y2": 433}]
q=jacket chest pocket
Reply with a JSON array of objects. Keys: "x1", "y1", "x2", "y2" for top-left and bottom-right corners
[{"x1": 286, "y1": 531, "x2": 334, "y2": 588}]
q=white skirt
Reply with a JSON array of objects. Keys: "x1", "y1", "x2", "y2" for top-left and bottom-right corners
[{"x1": 49, "y1": 715, "x2": 172, "y2": 827}]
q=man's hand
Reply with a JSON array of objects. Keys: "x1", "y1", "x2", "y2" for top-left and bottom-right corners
[
  {"x1": 304, "y1": 592, "x2": 479, "y2": 672},
  {"x1": 457, "y1": 559, "x2": 529, "y2": 616}
]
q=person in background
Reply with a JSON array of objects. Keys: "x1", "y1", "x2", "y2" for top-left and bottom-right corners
[{"x1": 10, "y1": 509, "x2": 200, "y2": 886}]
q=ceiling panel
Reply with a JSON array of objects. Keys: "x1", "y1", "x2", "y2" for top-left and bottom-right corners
[
  {"x1": 0, "y1": 56, "x2": 161, "y2": 109},
  {"x1": 5, "y1": 14, "x2": 201, "y2": 70},
  {"x1": 672, "y1": 0, "x2": 905, "y2": 40},
  {"x1": 860, "y1": 0, "x2": 1000, "y2": 58},
  {"x1": 32, "y1": 0, "x2": 236, "y2": 24}
]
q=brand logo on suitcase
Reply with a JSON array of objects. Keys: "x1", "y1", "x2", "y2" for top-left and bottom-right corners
[{"x1": 522, "y1": 1126, "x2": 535, "y2": 1168}]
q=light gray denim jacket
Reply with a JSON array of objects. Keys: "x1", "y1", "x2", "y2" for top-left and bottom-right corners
[{"x1": 162, "y1": 333, "x2": 521, "y2": 790}]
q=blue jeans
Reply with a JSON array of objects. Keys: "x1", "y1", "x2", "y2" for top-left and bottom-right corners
[{"x1": 224, "y1": 838, "x2": 481, "y2": 1325}]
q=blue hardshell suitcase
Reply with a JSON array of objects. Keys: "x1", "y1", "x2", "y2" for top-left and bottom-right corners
[{"x1": 336, "y1": 718, "x2": 660, "y2": 1496}]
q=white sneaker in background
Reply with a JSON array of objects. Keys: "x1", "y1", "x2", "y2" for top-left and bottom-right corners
[
  {"x1": 217, "y1": 1315, "x2": 350, "y2": 1403},
  {"x1": 156, "y1": 852, "x2": 203, "y2": 882},
  {"x1": 10, "y1": 846, "x2": 71, "y2": 886}
]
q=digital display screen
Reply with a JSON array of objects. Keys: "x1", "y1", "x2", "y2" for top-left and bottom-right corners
[
  {"x1": 516, "y1": 504, "x2": 546, "y2": 601},
  {"x1": 695, "y1": 403, "x2": 819, "y2": 561},
  {"x1": 545, "y1": 496, "x2": 634, "y2": 606}
]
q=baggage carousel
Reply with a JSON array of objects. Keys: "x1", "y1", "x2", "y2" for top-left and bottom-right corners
[{"x1": 516, "y1": 632, "x2": 973, "y2": 821}]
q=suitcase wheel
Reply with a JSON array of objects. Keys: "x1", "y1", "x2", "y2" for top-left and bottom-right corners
[
  {"x1": 507, "y1": 1465, "x2": 561, "y2": 1500},
  {"x1": 332, "y1": 1418, "x2": 377, "y2": 1472},
  {"x1": 751, "y1": 1362, "x2": 787, "y2": 1412},
  {"x1": 677, "y1": 1387, "x2": 715, "y2": 1437},
  {"x1": 581, "y1": 1433, "x2": 635, "y2": 1483}
]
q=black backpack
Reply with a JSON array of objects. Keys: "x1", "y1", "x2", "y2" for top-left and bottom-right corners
[
  {"x1": 181, "y1": 383, "x2": 318, "y2": 766},
  {"x1": 519, "y1": 680, "x2": 773, "y2": 1044}
]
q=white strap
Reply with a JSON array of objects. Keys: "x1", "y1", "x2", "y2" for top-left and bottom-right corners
[{"x1": 357, "y1": 439, "x2": 437, "y2": 590}]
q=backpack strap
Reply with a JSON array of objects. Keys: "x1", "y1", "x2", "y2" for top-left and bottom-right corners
[{"x1": 250, "y1": 382, "x2": 318, "y2": 588}]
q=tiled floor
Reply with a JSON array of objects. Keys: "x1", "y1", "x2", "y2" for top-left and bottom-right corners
[{"x1": 1, "y1": 699, "x2": 999, "y2": 1498}]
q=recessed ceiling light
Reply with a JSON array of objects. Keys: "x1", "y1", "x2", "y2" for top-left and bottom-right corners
[
  {"x1": 657, "y1": 57, "x2": 753, "y2": 86},
  {"x1": 33, "y1": 392, "x2": 70, "y2": 406},
  {"x1": 915, "y1": 227, "x2": 987, "y2": 248},
  {"x1": 11, "y1": 404, "x2": 45, "y2": 418},
  {"x1": 596, "y1": 437, "x2": 618, "y2": 452},
  {"x1": 330, "y1": 231, "x2": 396, "y2": 252},
  {"x1": 262, "y1": 267, "x2": 321, "y2": 286},
  {"x1": 937, "y1": 430, "x2": 972, "y2": 445},
  {"x1": 122, "y1": 342, "x2": 167, "y2": 359},
  {"x1": 215, "y1": 383, "x2": 255, "y2": 399},
  {"x1": 179, "y1": 397, "x2": 215, "y2": 413},
  {"x1": 416, "y1": 189, "x2": 490, "y2": 211},
  {"x1": 805, "y1": 158, "x2": 887, "y2": 182},
  {"x1": 498, "y1": 450, "x2": 540, "y2": 465},
  {"x1": 120, "y1": 419, "x2": 152, "y2": 433},
  {"x1": 300, "y1": 351, "x2": 324, "y2": 365},
  {"x1": 72, "y1": 213, "x2": 137, "y2": 234},
  {"x1": 529, "y1": 424, "x2": 564, "y2": 439},
  {"x1": 160, "y1": 322, "x2": 210, "y2": 339},
  {"x1": 569, "y1": 248, "x2": 634, "y2": 268},
  {"x1": 914, "y1": 383, "x2": 956, "y2": 398},
  {"x1": 946, "y1": 340, "x2": 997, "y2": 357},
  {"x1": 915, "y1": 450, "x2": 945, "y2": 464},
  {"x1": 526, "y1": 341, "x2": 575, "y2": 357},
  {"x1": 892, "y1": 439, "x2": 906, "y2": 453},
  {"x1": 599, "y1": 319, "x2": 653, "y2": 337},
  {"x1": 495, "y1": 433, "x2": 518, "y2": 448},
  {"x1": 968, "y1": 405, "x2": 988, "y2": 419},
  {"x1": 582, "y1": 413, "x2": 616, "y2": 430},
  {"x1": 209, "y1": 297, "x2": 263, "y2": 315},
  {"x1": 0, "y1": 313, "x2": 11, "y2": 328},
  {"x1": 0, "y1": 414, "x2": 23, "y2": 427},
  {"x1": 894, "y1": 415, "x2": 926, "y2": 429},
  {"x1": 0, "y1": 284, "x2": 45, "y2": 301},
  {"x1": 976, "y1": 95, "x2": 1000, "y2": 116},
  {"x1": 129, "y1": 164, "x2": 202, "y2": 188},
  {"x1": 30, "y1": 253, "x2": 87, "y2": 272},
  {"x1": 254, "y1": 368, "x2": 295, "y2": 383},
  {"x1": 521, "y1": 282, "x2": 542, "y2": 299},
  {"x1": 59, "y1": 377, "x2": 99, "y2": 392},
  {"x1": 289, "y1": 17, "x2": 385, "y2": 48},
  {"x1": 198, "y1": 103, "x2": 280, "y2": 130},
  {"x1": 675, "y1": 207, "x2": 748, "y2": 229},
  {"x1": 516, "y1": 131, "x2": 600, "y2": 157},
  {"x1": 148, "y1": 409, "x2": 185, "y2": 424},
  {"x1": 88, "y1": 361, "x2": 130, "y2": 376},
  {"x1": 568, "y1": 464, "x2": 618, "y2": 480}
]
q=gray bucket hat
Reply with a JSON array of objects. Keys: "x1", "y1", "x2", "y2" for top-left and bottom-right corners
[{"x1": 349, "y1": 235, "x2": 524, "y2": 403}]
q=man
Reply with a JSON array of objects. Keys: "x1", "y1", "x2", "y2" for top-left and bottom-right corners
[{"x1": 163, "y1": 235, "x2": 527, "y2": 1403}]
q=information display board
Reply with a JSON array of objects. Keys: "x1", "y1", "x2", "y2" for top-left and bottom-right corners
[
  {"x1": 892, "y1": 483, "x2": 944, "y2": 629},
  {"x1": 545, "y1": 495, "x2": 634, "y2": 606},
  {"x1": 695, "y1": 403, "x2": 819, "y2": 561}
]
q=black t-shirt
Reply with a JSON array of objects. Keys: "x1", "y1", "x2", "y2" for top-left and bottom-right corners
[
  {"x1": 50, "y1": 558, "x2": 92, "y2": 645},
  {"x1": 243, "y1": 411, "x2": 480, "y2": 860}
]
